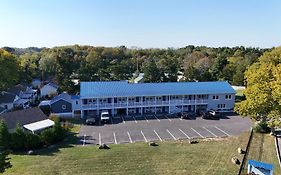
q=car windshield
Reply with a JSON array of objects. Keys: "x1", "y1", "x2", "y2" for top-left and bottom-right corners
[{"x1": 102, "y1": 114, "x2": 109, "y2": 117}]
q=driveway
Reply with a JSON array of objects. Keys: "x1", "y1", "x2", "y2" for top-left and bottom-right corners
[{"x1": 79, "y1": 113, "x2": 251, "y2": 145}]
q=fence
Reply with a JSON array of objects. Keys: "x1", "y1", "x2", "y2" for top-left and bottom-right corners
[{"x1": 238, "y1": 128, "x2": 253, "y2": 175}]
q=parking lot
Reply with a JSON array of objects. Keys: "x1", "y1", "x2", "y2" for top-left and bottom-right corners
[{"x1": 79, "y1": 113, "x2": 251, "y2": 145}]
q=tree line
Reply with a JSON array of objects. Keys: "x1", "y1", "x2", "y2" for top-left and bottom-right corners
[{"x1": 0, "y1": 45, "x2": 269, "y2": 93}]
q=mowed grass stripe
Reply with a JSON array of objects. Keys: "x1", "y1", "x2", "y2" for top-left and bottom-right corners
[{"x1": 5, "y1": 132, "x2": 273, "y2": 175}]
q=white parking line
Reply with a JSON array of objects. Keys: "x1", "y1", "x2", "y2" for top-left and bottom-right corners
[
  {"x1": 99, "y1": 133, "x2": 101, "y2": 145},
  {"x1": 154, "y1": 115, "x2": 161, "y2": 122},
  {"x1": 191, "y1": 128, "x2": 205, "y2": 138},
  {"x1": 203, "y1": 127, "x2": 218, "y2": 138},
  {"x1": 165, "y1": 115, "x2": 172, "y2": 122},
  {"x1": 154, "y1": 129, "x2": 163, "y2": 141},
  {"x1": 215, "y1": 126, "x2": 230, "y2": 136},
  {"x1": 141, "y1": 130, "x2": 148, "y2": 142},
  {"x1": 127, "y1": 131, "x2": 133, "y2": 143},
  {"x1": 144, "y1": 116, "x2": 149, "y2": 123},
  {"x1": 166, "y1": 129, "x2": 177, "y2": 140},
  {"x1": 132, "y1": 116, "x2": 138, "y2": 123},
  {"x1": 113, "y1": 132, "x2": 117, "y2": 144},
  {"x1": 83, "y1": 134, "x2": 86, "y2": 146},
  {"x1": 121, "y1": 115, "x2": 126, "y2": 123},
  {"x1": 178, "y1": 128, "x2": 190, "y2": 139}
]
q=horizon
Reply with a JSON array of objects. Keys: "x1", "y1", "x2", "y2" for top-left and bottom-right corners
[{"x1": 0, "y1": 0, "x2": 281, "y2": 48}]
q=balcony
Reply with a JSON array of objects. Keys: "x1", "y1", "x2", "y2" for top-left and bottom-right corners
[{"x1": 81, "y1": 99, "x2": 208, "y2": 109}]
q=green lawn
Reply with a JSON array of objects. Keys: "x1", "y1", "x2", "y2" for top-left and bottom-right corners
[
  {"x1": 4, "y1": 132, "x2": 253, "y2": 175},
  {"x1": 242, "y1": 133, "x2": 281, "y2": 175}
]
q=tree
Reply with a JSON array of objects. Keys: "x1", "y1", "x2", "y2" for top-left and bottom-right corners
[
  {"x1": 0, "y1": 120, "x2": 10, "y2": 149},
  {"x1": 24, "y1": 133, "x2": 41, "y2": 149},
  {"x1": 143, "y1": 59, "x2": 162, "y2": 82},
  {"x1": 0, "y1": 149, "x2": 11, "y2": 173},
  {"x1": 10, "y1": 124, "x2": 26, "y2": 150},
  {"x1": 52, "y1": 118, "x2": 65, "y2": 142},
  {"x1": 235, "y1": 47, "x2": 281, "y2": 128},
  {"x1": 0, "y1": 49, "x2": 20, "y2": 91},
  {"x1": 40, "y1": 129, "x2": 55, "y2": 146}
]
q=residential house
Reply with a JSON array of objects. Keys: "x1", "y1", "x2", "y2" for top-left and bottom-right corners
[
  {"x1": 0, "y1": 106, "x2": 7, "y2": 115},
  {"x1": 0, "y1": 92, "x2": 19, "y2": 111},
  {"x1": 40, "y1": 82, "x2": 59, "y2": 97},
  {"x1": 39, "y1": 92, "x2": 73, "y2": 117},
  {"x1": 0, "y1": 107, "x2": 54, "y2": 133}
]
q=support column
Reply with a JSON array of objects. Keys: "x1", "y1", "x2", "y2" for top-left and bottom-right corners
[
  {"x1": 97, "y1": 98, "x2": 99, "y2": 116},
  {"x1": 126, "y1": 97, "x2": 128, "y2": 116},
  {"x1": 168, "y1": 95, "x2": 171, "y2": 113},
  {"x1": 154, "y1": 96, "x2": 156, "y2": 114},
  {"x1": 112, "y1": 97, "x2": 114, "y2": 117},
  {"x1": 182, "y1": 95, "x2": 184, "y2": 112}
]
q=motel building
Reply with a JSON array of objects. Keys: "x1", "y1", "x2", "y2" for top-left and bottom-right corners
[{"x1": 71, "y1": 81, "x2": 235, "y2": 118}]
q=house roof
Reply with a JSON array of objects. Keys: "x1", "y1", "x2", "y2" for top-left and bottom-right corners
[
  {"x1": 23, "y1": 119, "x2": 54, "y2": 132},
  {"x1": 248, "y1": 160, "x2": 273, "y2": 171},
  {"x1": 80, "y1": 81, "x2": 236, "y2": 98},
  {"x1": 0, "y1": 107, "x2": 6, "y2": 114},
  {"x1": 14, "y1": 98, "x2": 29, "y2": 105},
  {"x1": 47, "y1": 82, "x2": 59, "y2": 89},
  {"x1": 39, "y1": 100, "x2": 51, "y2": 106},
  {"x1": 0, "y1": 108, "x2": 48, "y2": 130},
  {"x1": 50, "y1": 92, "x2": 72, "y2": 104},
  {"x1": 7, "y1": 84, "x2": 28, "y2": 95},
  {"x1": 0, "y1": 92, "x2": 17, "y2": 103}
]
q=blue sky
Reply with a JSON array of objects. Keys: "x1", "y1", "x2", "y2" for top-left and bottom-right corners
[{"x1": 0, "y1": 0, "x2": 280, "y2": 48}]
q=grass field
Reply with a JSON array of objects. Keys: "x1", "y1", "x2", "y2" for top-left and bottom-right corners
[
  {"x1": 242, "y1": 133, "x2": 281, "y2": 174},
  {"x1": 4, "y1": 132, "x2": 252, "y2": 175}
]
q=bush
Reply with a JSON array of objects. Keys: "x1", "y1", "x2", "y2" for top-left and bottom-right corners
[
  {"x1": 253, "y1": 121, "x2": 271, "y2": 133},
  {"x1": 10, "y1": 126, "x2": 26, "y2": 150},
  {"x1": 40, "y1": 129, "x2": 56, "y2": 146},
  {"x1": 25, "y1": 133, "x2": 41, "y2": 149},
  {"x1": 0, "y1": 120, "x2": 10, "y2": 149}
]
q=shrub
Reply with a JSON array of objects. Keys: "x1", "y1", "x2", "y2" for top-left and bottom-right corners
[
  {"x1": 25, "y1": 133, "x2": 41, "y2": 149},
  {"x1": 10, "y1": 125, "x2": 26, "y2": 150},
  {"x1": 253, "y1": 121, "x2": 271, "y2": 133},
  {"x1": 40, "y1": 129, "x2": 55, "y2": 146},
  {"x1": 0, "y1": 120, "x2": 10, "y2": 149}
]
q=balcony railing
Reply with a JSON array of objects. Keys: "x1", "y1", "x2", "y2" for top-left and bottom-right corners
[{"x1": 81, "y1": 99, "x2": 208, "y2": 109}]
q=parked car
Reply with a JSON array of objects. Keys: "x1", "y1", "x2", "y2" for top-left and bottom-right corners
[
  {"x1": 180, "y1": 112, "x2": 189, "y2": 119},
  {"x1": 201, "y1": 110, "x2": 220, "y2": 120},
  {"x1": 100, "y1": 111, "x2": 110, "y2": 123},
  {"x1": 86, "y1": 118, "x2": 96, "y2": 125}
]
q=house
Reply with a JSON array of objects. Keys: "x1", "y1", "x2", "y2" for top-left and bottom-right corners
[
  {"x1": 5, "y1": 84, "x2": 38, "y2": 109},
  {"x1": 45, "y1": 92, "x2": 73, "y2": 117},
  {"x1": 0, "y1": 106, "x2": 6, "y2": 115},
  {"x1": 73, "y1": 81, "x2": 235, "y2": 118},
  {"x1": 40, "y1": 82, "x2": 59, "y2": 97},
  {"x1": 0, "y1": 92, "x2": 19, "y2": 110},
  {"x1": 7, "y1": 84, "x2": 29, "y2": 97},
  {"x1": 247, "y1": 160, "x2": 273, "y2": 175},
  {"x1": 0, "y1": 107, "x2": 53, "y2": 132},
  {"x1": 31, "y1": 79, "x2": 41, "y2": 88}
]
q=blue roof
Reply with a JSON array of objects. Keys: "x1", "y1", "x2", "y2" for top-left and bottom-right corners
[
  {"x1": 248, "y1": 160, "x2": 273, "y2": 171},
  {"x1": 80, "y1": 81, "x2": 235, "y2": 98},
  {"x1": 71, "y1": 95, "x2": 80, "y2": 100}
]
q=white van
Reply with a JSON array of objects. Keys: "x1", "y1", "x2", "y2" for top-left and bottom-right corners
[{"x1": 100, "y1": 111, "x2": 110, "y2": 123}]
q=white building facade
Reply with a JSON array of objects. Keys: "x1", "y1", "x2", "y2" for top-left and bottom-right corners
[{"x1": 72, "y1": 81, "x2": 236, "y2": 118}]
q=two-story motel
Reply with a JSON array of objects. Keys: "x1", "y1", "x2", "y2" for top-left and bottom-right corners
[{"x1": 71, "y1": 81, "x2": 235, "y2": 118}]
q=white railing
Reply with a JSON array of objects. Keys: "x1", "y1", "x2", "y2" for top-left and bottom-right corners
[{"x1": 81, "y1": 99, "x2": 208, "y2": 109}]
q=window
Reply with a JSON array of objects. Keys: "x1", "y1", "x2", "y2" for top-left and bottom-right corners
[
  {"x1": 4, "y1": 105, "x2": 8, "y2": 109},
  {"x1": 225, "y1": 94, "x2": 232, "y2": 100},
  {"x1": 213, "y1": 95, "x2": 219, "y2": 100},
  {"x1": 217, "y1": 104, "x2": 226, "y2": 108},
  {"x1": 62, "y1": 105, "x2": 66, "y2": 110},
  {"x1": 76, "y1": 101, "x2": 78, "y2": 105}
]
